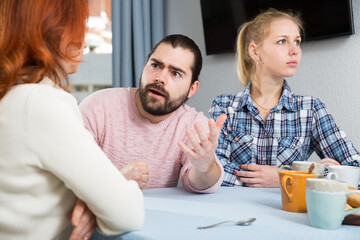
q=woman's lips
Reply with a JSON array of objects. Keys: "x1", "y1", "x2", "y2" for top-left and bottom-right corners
[{"x1": 287, "y1": 61, "x2": 298, "y2": 67}]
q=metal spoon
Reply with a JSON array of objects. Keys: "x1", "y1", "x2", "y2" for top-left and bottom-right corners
[{"x1": 197, "y1": 217, "x2": 256, "y2": 229}]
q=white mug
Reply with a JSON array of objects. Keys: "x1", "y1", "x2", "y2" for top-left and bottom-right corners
[
  {"x1": 327, "y1": 165, "x2": 360, "y2": 189},
  {"x1": 280, "y1": 161, "x2": 325, "y2": 178}
]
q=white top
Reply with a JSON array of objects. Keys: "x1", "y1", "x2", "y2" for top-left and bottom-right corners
[{"x1": 0, "y1": 79, "x2": 144, "y2": 239}]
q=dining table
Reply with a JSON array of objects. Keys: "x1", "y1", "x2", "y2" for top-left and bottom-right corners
[{"x1": 93, "y1": 186, "x2": 360, "y2": 240}]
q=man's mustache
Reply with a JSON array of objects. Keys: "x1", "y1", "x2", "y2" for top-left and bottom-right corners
[{"x1": 144, "y1": 83, "x2": 169, "y2": 99}]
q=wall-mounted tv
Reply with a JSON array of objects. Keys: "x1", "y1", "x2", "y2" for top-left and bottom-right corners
[{"x1": 200, "y1": 0, "x2": 354, "y2": 55}]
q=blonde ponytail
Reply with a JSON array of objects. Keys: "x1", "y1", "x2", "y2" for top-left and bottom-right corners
[{"x1": 236, "y1": 22, "x2": 254, "y2": 86}]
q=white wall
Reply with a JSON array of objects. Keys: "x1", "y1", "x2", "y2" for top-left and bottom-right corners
[
  {"x1": 70, "y1": 53, "x2": 112, "y2": 85},
  {"x1": 69, "y1": 53, "x2": 112, "y2": 102},
  {"x1": 164, "y1": 0, "x2": 360, "y2": 159}
]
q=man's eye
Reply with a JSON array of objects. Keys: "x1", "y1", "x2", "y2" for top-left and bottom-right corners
[
  {"x1": 173, "y1": 71, "x2": 180, "y2": 77},
  {"x1": 151, "y1": 63, "x2": 159, "y2": 68}
]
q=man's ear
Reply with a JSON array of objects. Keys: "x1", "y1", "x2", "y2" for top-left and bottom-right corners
[
  {"x1": 187, "y1": 81, "x2": 199, "y2": 99},
  {"x1": 248, "y1": 42, "x2": 259, "y2": 62}
]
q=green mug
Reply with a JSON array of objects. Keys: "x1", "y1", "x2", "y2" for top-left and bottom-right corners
[{"x1": 306, "y1": 178, "x2": 360, "y2": 229}]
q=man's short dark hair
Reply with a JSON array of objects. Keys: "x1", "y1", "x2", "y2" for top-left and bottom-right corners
[{"x1": 146, "y1": 34, "x2": 202, "y2": 85}]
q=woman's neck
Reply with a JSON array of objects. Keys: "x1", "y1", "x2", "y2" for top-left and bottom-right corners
[
  {"x1": 250, "y1": 75, "x2": 283, "y2": 120},
  {"x1": 251, "y1": 76, "x2": 283, "y2": 102}
]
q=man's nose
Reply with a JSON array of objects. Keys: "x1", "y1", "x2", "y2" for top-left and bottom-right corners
[{"x1": 154, "y1": 70, "x2": 166, "y2": 85}]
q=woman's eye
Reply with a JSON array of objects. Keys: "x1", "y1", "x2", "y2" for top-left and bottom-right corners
[
  {"x1": 295, "y1": 40, "x2": 301, "y2": 46},
  {"x1": 277, "y1": 39, "x2": 285, "y2": 45}
]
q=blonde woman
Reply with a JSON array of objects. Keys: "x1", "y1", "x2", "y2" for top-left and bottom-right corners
[{"x1": 210, "y1": 8, "x2": 360, "y2": 188}]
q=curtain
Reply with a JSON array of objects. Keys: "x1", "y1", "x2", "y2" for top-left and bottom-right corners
[{"x1": 112, "y1": 0, "x2": 164, "y2": 88}]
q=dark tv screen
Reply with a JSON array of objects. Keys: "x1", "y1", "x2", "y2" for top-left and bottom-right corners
[{"x1": 200, "y1": 0, "x2": 354, "y2": 55}]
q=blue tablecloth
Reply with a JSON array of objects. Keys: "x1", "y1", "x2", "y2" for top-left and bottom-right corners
[{"x1": 92, "y1": 187, "x2": 360, "y2": 240}]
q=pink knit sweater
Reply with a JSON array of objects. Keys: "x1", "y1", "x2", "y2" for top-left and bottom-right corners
[{"x1": 79, "y1": 88, "x2": 223, "y2": 193}]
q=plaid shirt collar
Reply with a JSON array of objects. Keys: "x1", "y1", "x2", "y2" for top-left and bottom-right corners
[{"x1": 239, "y1": 80, "x2": 296, "y2": 113}]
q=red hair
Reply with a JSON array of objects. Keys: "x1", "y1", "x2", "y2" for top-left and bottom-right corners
[{"x1": 0, "y1": 0, "x2": 89, "y2": 100}]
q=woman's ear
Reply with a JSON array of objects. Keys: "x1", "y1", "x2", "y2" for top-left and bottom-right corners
[{"x1": 248, "y1": 42, "x2": 259, "y2": 62}]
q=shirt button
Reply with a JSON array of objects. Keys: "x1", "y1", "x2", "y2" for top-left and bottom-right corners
[
  {"x1": 264, "y1": 133, "x2": 267, "y2": 136},
  {"x1": 235, "y1": 137, "x2": 239, "y2": 141},
  {"x1": 263, "y1": 157, "x2": 266, "y2": 161},
  {"x1": 292, "y1": 143, "x2": 295, "y2": 147}
]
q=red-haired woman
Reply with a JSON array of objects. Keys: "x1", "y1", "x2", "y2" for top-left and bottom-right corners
[{"x1": 0, "y1": 0, "x2": 144, "y2": 239}]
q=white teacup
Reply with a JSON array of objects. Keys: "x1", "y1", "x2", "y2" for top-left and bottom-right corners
[
  {"x1": 327, "y1": 165, "x2": 360, "y2": 189},
  {"x1": 280, "y1": 161, "x2": 325, "y2": 178}
]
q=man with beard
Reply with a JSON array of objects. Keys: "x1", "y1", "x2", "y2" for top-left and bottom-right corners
[{"x1": 79, "y1": 34, "x2": 226, "y2": 193}]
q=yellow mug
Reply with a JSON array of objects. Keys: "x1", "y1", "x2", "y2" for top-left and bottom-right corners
[{"x1": 279, "y1": 170, "x2": 316, "y2": 212}]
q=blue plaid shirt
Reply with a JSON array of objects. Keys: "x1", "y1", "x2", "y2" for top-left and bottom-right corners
[{"x1": 209, "y1": 80, "x2": 360, "y2": 186}]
